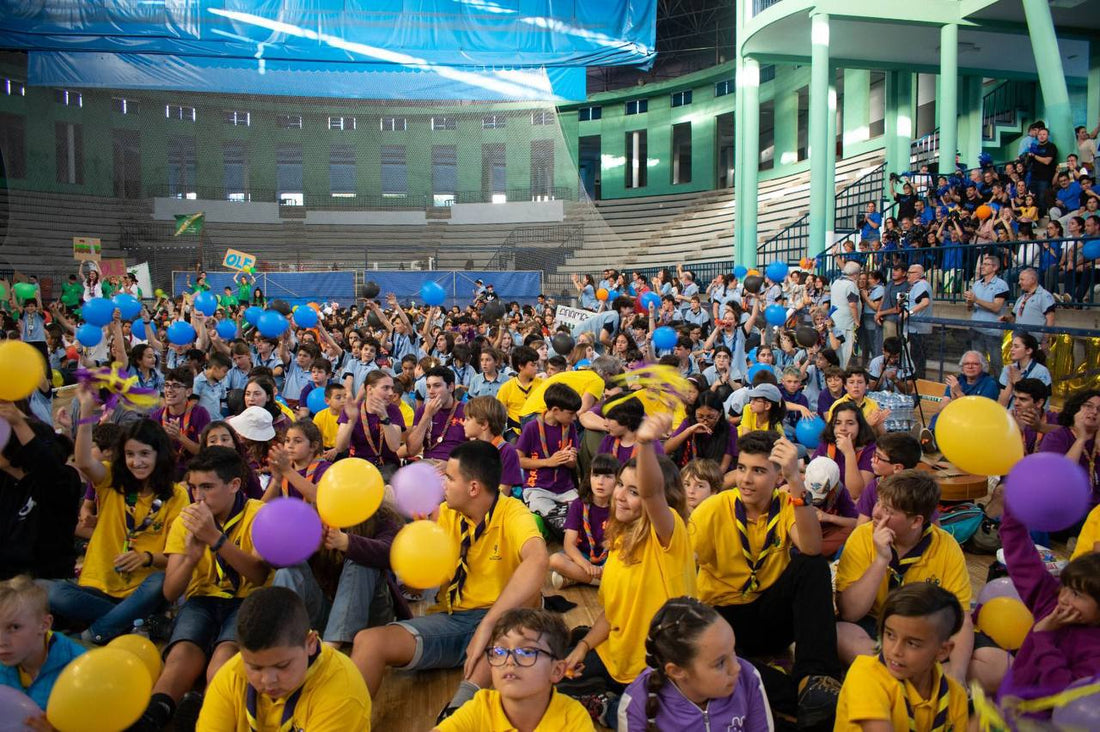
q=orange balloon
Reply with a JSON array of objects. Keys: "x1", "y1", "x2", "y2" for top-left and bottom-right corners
[
  {"x1": 596, "y1": 288, "x2": 609, "y2": 301},
  {"x1": 975, "y1": 204, "x2": 992, "y2": 220},
  {"x1": 978, "y1": 596, "x2": 1034, "y2": 650},
  {"x1": 747, "y1": 269, "x2": 760, "y2": 277}
]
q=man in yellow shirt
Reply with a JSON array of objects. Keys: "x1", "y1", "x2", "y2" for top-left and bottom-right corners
[
  {"x1": 131, "y1": 447, "x2": 272, "y2": 732},
  {"x1": 495, "y1": 346, "x2": 543, "y2": 435},
  {"x1": 197, "y1": 587, "x2": 371, "y2": 731},
  {"x1": 351, "y1": 440, "x2": 549, "y2": 723},
  {"x1": 689, "y1": 430, "x2": 841, "y2": 727},
  {"x1": 835, "y1": 470, "x2": 976, "y2": 686},
  {"x1": 518, "y1": 357, "x2": 617, "y2": 420}
]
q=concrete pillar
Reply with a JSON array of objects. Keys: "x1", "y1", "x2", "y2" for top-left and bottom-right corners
[
  {"x1": 938, "y1": 24, "x2": 958, "y2": 177},
  {"x1": 1088, "y1": 41, "x2": 1100, "y2": 128},
  {"x1": 958, "y1": 76, "x2": 984, "y2": 169},
  {"x1": 842, "y1": 68, "x2": 871, "y2": 158},
  {"x1": 1022, "y1": 0, "x2": 1074, "y2": 162},
  {"x1": 773, "y1": 81, "x2": 800, "y2": 168},
  {"x1": 808, "y1": 12, "x2": 831, "y2": 258},
  {"x1": 825, "y1": 69, "x2": 838, "y2": 243},
  {"x1": 736, "y1": 57, "x2": 761, "y2": 266}
]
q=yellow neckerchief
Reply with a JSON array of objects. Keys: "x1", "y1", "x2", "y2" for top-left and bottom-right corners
[{"x1": 17, "y1": 631, "x2": 53, "y2": 688}]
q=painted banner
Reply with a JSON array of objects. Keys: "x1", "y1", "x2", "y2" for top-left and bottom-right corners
[
  {"x1": 100, "y1": 259, "x2": 127, "y2": 278},
  {"x1": 174, "y1": 212, "x2": 205, "y2": 236},
  {"x1": 222, "y1": 248, "x2": 257, "y2": 272},
  {"x1": 73, "y1": 236, "x2": 101, "y2": 261},
  {"x1": 554, "y1": 305, "x2": 595, "y2": 333}
]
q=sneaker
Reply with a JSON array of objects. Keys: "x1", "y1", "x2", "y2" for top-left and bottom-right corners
[
  {"x1": 919, "y1": 427, "x2": 937, "y2": 455},
  {"x1": 578, "y1": 691, "x2": 619, "y2": 727},
  {"x1": 172, "y1": 691, "x2": 204, "y2": 732},
  {"x1": 797, "y1": 675, "x2": 841, "y2": 728},
  {"x1": 550, "y1": 571, "x2": 567, "y2": 590},
  {"x1": 435, "y1": 704, "x2": 462, "y2": 724}
]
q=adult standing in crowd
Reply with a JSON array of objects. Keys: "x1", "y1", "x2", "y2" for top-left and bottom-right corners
[
  {"x1": 829, "y1": 262, "x2": 862, "y2": 369},
  {"x1": 965, "y1": 254, "x2": 1011, "y2": 376}
]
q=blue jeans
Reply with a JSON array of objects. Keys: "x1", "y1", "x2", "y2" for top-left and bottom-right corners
[
  {"x1": 273, "y1": 560, "x2": 389, "y2": 644},
  {"x1": 48, "y1": 572, "x2": 167, "y2": 644}
]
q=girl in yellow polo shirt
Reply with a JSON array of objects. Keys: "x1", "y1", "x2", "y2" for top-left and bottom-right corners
[
  {"x1": 561, "y1": 413, "x2": 696, "y2": 727},
  {"x1": 48, "y1": 387, "x2": 189, "y2": 645}
]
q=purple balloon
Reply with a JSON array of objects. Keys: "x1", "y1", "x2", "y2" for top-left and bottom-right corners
[
  {"x1": 0, "y1": 685, "x2": 41, "y2": 731},
  {"x1": 252, "y1": 498, "x2": 323, "y2": 567},
  {"x1": 1005, "y1": 453, "x2": 1091, "y2": 532},
  {"x1": 392, "y1": 462, "x2": 445, "y2": 518},
  {"x1": 976, "y1": 577, "x2": 1021, "y2": 607},
  {"x1": 1053, "y1": 677, "x2": 1100, "y2": 729},
  {"x1": 0, "y1": 416, "x2": 10, "y2": 452}
]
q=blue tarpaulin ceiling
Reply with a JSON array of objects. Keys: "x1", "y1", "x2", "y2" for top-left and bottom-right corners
[{"x1": 1, "y1": 0, "x2": 657, "y2": 101}]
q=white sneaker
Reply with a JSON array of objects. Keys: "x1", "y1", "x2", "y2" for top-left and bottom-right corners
[{"x1": 551, "y1": 571, "x2": 566, "y2": 589}]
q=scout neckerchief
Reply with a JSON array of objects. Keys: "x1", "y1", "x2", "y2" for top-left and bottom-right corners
[
  {"x1": 444, "y1": 491, "x2": 499, "y2": 613},
  {"x1": 427, "y1": 400, "x2": 461, "y2": 449},
  {"x1": 123, "y1": 492, "x2": 165, "y2": 553},
  {"x1": 582, "y1": 502, "x2": 608, "y2": 565},
  {"x1": 356, "y1": 402, "x2": 385, "y2": 463},
  {"x1": 210, "y1": 492, "x2": 247, "y2": 597},
  {"x1": 161, "y1": 403, "x2": 194, "y2": 459},
  {"x1": 245, "y1": 646, "x2": 321, "y2": 732},
  {"x1": 733, "y1": 488, "x2": 782, "y2": 596},
  {"x1": 18, "y1": 631, "x2": 55, "y2": 688},
  {"x1": 611, "y1": 436, "x2": 638, "y2": 463},
  {"x1": 1015, "y1": 290, "x2": 1034, "y2": 319},
  {"x1": 537, "y1": 416, "x2": 570, "y2": 484},
  {"x1": 888, "y1": 526, "x2": 934, "y2": 590},
  {"x1": 281, "y1": 460, "x2": 323, "y2": 498},
  {"x1": 878, "y1": 653, "x2": 950, "y2": 732}
]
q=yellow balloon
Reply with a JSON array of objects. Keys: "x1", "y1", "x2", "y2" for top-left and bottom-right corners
[
  {"x1": 108, "y1": 633, "x2": 162, "y2": 684},
  {"x1": 978, "y1": 596, "x2": 1034, "y2": 651},
  {"x1": 390, "y1": 520, "x2": 460, "y2": 589},
  {"x1": 316, "y1": 458, "x2": 384, "y2": 528},
  {"x1": 0, "y1": 341, "x2": 46, "y2": 401},
  {"x1": 47, "y1": 647, "x2": 152, "y2": 732},
  {"x1": 935, "y1": 396, "x2": 1024, "y2": 476}
]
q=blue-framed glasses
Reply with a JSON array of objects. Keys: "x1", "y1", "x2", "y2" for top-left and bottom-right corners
[{"x1": 484, "y1": 646, "x2": 556, "y2": 667}]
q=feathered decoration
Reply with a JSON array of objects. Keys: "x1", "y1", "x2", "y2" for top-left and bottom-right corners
[
  {"x1": 602, "y1": 364, "x2": 694, "y2": 418},
  {"x1": 74, "y1": 363, "x2": 161, "y2": 416}
]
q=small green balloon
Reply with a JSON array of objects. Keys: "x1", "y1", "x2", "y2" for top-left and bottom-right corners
[{"x1": 13, "y1": 282, "x2": 36, "y2": 301}]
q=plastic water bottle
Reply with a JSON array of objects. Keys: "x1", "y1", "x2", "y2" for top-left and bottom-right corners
[{"x1": 132, "y1": 618, "x2": 149, "y2": 639}]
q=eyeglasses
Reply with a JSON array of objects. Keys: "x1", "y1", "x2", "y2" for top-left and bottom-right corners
[
  {"x1": 163, "y1": 383, "x2": 186, "y2": 391},
  {"x1": 484, "y1": 646, "x2": 556, "y2": 667},
  {"x1": 871, "y1": 451, "x2": 891, "y2": 463}
]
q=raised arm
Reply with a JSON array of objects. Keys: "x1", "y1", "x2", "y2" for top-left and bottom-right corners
[
  {"x1": 635, "y1": 412, "x2": 676, "y2": 547},
  {"x1": 73, "y1": 387, "x2": 108, "y2": 487}
]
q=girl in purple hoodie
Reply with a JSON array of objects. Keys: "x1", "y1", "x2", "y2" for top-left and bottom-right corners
[
  {"x1": 618, "y1": 597, "x2": 774, "y2": 731},
  {"x1": 996, "y1": 507, "x2": 1100, "y2": 707}
]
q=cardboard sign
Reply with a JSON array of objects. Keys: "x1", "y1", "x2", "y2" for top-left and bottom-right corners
[
  {"x1": 554, "y1": 305, "x2": 595, "y2": 333},
  {"x1": 222, "y1": 248, "x2": 257, "y2": 272},
  {"x1": 100, "y1": 259, "x2": 127, "y2": 279},
  {"x1": 73, "y1": 237, "x2": 101, "y2": 262}
]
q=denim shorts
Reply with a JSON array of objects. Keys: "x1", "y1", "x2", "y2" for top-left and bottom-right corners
[
  {"x1": 393, "y1": 608, "x2": 490, "y2": 671},
  {"x1": 166, "y1": 596, "x2": 244, "y2": 656}
]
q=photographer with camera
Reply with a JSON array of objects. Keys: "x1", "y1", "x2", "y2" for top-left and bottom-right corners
[{"x1": 858, "y1": 201, "x2": 881, "y2": 245}]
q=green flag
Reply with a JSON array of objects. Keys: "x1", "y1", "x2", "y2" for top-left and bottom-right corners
[{"x1": 174, "y1": 212, "x2": 205, "y2": 236}]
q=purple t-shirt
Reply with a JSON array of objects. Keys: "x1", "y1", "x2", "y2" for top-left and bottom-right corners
[
  {"x1": 813, "y1": 441, "x2": 875, "y2": 489},
  {"x1": 596, "y1": 434, "x2": 665, "y2": 466},
  {"x1": 515, "y1": 417, "x2": 579, "y2": 494},
  {"x1": 338, "y1": 404, "x2": 406, "y2": 466},
  {"x1": 497, "y1": 440, "x2": 523, "y2": 487},
  {"x1": 278, "y1": 460, "x2": 332, "y2": 501},
  {"x1": 150, "y1": 404, "x2": 212, "y2": 478},
  {"x1": 670, "y1": 418, "x2": 738, "y2": 467},
  {"x1": 817, "y1": 389, "x2": 843, "y2": 417},
  {"x1": 821, "y1": 485, "x2": 859, "y2": 518},
  {"x1": 1038, "y1": 427, "x2": 1100, "y2": 504},
  {"x1": 413, "y1": 401, "x2": 467, "y2": 461},
  {"x1": 563, "y1": 498, "x2": 610, "y2": 562},
  {"x1": 621, "y1": 661, "x2": 772, "y2": 732}
]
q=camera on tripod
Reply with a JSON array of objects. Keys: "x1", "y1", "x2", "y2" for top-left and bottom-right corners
[{"x1": 896, "y1": 291, "x2": 909, "y2": 306}]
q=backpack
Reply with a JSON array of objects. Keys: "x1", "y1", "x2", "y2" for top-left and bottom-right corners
[
  {"x1": 967, "y1": 514, "x2": 1003, "y2": 555},
  {"x1": 937, "y1": 502, "x2": 985, "y2": 544}
]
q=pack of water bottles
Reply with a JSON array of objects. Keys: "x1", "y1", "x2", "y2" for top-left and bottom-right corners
[{"x1": 869, "y1": 391, "x2": 918, "y2": 433}]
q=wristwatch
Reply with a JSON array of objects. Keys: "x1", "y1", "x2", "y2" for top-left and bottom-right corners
[{"x1": 379, "y1": 416, "x2": 392, "y2": 426}]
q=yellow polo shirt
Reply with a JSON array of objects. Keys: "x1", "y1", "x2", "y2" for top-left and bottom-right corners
[
  {"x1": 825, "y1": 395, "x2": 881, "y2": 423},
  {"x1": 597, "y1": 510, "x2": 697, "y2": 683},
  {"x1": 1072, "y1": 504, "x2": 1100, "y2": 560},
  {"x1": 197, "y1": 644, "x2": 371, "y2": 732},
  {"x1": 496, "y1": 376, "x2": 544, "y2": 424},
  {"x1": 836, "y1": 655, "x2": 969, "y2": 732},
  {"x1": 835, "y1": 523, "x2": 971, "y2": 620},
  {"x1": 312, "y1": 407, "x2": 341, "y2": 449},
  {"x1": 437, "y1": 689, "x2": 594, "y2": 732},
  {"x1": 164, "y1": 497, "x2": 270, "y2": 599},
  {"x1": 430, "y1": 496, "x2": 544, "y2": 613},
  {"x1": 690, "y1": 489, "x2": 797, "y2": 606},
  {"x1": 80, "y1": 463, "x2": 190, "y2": 598},
  {"x1": 736, "y1": 407, "x2": 781, "y2": 436},
  {"x1": 519, "y1": 371, "x2": 604, "y2": 418}
]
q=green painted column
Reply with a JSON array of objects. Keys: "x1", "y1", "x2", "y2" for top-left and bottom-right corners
[
  {"x1": 773, "y1": 81, "x2": 800, "y2": 168},
  {"x1": 734, "y1": 55, "x2": 746, "y2": 262},
  {"x1": 825, "y1": 68, "x2": 837, "y2": 242},
  {"x1": 938, "y1": 23, "x2": 958, "y2": 176},
  {"x1": 884, "y1": 71, "x2": 914, "y2": 186},
  {"x1": 808, "y1": 12, "x2": 830, "y2": 258},
  {"x1": 1022, "y1": 0, "x2": 1074, "y2": 161},
  {"x1": 842, "y1": 69, "x2": 871, "y2": 158},
  {"x1": 737, "y1": 57, "x2": 761, "y2": 266},
  {"x1": 1088, "y1": 41, "x2": 1100, "y2": 128},
  {"x1": 958, "y1": 76, "x2": 984, "y2": 169}
]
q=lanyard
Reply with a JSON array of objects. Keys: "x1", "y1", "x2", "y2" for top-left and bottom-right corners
[
  {"x1": 210, "y1": 493, "x2": 247, "y2": 597},
  {"x1": 356, "y1": 403, "x2": 385, "y2": 463},
  {"x1": 536, "y1": 417, "x2": 570, "y2": 484},
  {"x1": 427, "y1": 401, "x2": 461, "y2": 449},
  {"x1": 161, "y1": 405, "x2": 193, "y2": 458},
  {"x1": 281, "y1": 460, "x2": 322, "y2": 498},
  {"x1": 582, "y1": 502, "x2": 608, "y2": 565},
  {"x1": 245, "y1": 647, "x2": 321, "y2": 732},
  {"x1": 733, "y1": 489, "x2": 782, "y2": 596},
  {"x1": 611, "y1": 437, "x2": 637, "y2": 463}
]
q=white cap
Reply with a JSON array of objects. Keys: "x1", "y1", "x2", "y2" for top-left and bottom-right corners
[
  {"x1": 227, "y1": 406, "x2": 277, "y2": 442},
  {"x1": 804, "y1": 457, "x2": 841, "y2": 502}
]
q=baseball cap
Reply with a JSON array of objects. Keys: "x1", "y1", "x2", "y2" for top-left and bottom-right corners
[
  {"x1": 746, "y1": 383, "x2": 782, "y2": 403},
  {"x1": 804, "y1": 457, "x2": 841, "y2": 502}
]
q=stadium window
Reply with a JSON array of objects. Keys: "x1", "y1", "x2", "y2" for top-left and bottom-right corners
[
  {"x1": 482, "y1": 143, "x2": 506, "y2": 199},
  {"x1": 531, "y1": 110, "x2": 554, "y2": 126},
  {"x1": 482, "y1": 115, "x2": 507, "y2": 129},
  {"x1": 432, "y1": 145, "x2": 457, "y2": 206},
  {"x1": 277, "y1": 114, "x2": 303, "y2": 129},
  {"x1": 330, "y1": 144, "x2": 356, "y2": 197},
  {"x1": 714, "y1": 79, "x2": 732, "y2": 97},
  {"x1": 54, "y1": 89, "x2": 82, "y2": 108},
  {"x1": 625, "y1": 99, "x2": 647, "y2": 116},
  {"x1": 671, "y1": 122, "x2": 692, "y2": 185},
  {"x1": 530, "y1": 139, "x2": 554, "y2": 199},
  {"x1": 0, "y1": 113, "x2": 26, "y2": 179},
  {"x1": 578, "y1": 106, "x2": 602, "y2": 122},
  {"x1": 276, "y1": 144, "x2": 303, "y2": 206},
  {"x1": 224, "y1": 110, "x2": 251, "y2": 127},
  {"x1": 3, "y1": 78, "x2": 25, "y2": 97},
  {"x1": 224, "y1": 141, "x2": 248, "y2": 201},
  {"x1": 166, "y1": 135, "x2": 196, "y2": 198},
  {"x1": 670, "y1": 91, "x2": 692, "y2": 108},
  {"x1": 625, "y1": 130, "x2": 647, "y2": 189},
  {"x1": 166, "y1": 105, "x2": 196, "y2": 122},
  {"x1": 431, "y1": 116, "x2": 456, "y2": 131},
  {"x1": 381, "y1": 145, "x2": 407, "y2": 196},
  {"x1": 112, "y1": 97, "x2": 140, "y2": 115},
  {"x1": 329, "y1": 116, "x2": 356, "y2": 131},
  {"x1": 380, "y1": 116, "x2": 407, "y2": 132},
  {"x1": 55, "y1": 121, "x2": 84, "y2": 185}
]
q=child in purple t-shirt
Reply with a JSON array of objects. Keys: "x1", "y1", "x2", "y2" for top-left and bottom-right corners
[
  {"x1": 854, "y1": 432, "x2": 924, "y2": 522},
  {"x1": 550, "y1": 453, "x2": 617, "y2": 588},
  {"x1": 597, "y1": 397, "x2": 664, "y2": 466},
  {"x1": 462, "y1": 396, "x2": 523, "y2": 494},
  {"x1": 515, "y1": 383, "x2": 582, "y2": 535}
]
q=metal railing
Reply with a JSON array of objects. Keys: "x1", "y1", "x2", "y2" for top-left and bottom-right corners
[
  {"x1": 143, "y1": 185, "x2": 576, "y2": 209},
  {"x1": 909, "y1": 131, "x2": 939, "y2": 171},
  {"x1": 982, "y1": 80, "x2": 1034, "y2": 142},
  {"x1": 752, "y1": 0, "x2": 784, "y2": 15},
  {"x1": 486, "y1": 224, "x2": 585, "y2": 271}
]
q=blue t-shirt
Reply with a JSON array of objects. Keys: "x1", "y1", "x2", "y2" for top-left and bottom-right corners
[{"x1": 861, "y1": 212, "x2": 882, "y2": 240}]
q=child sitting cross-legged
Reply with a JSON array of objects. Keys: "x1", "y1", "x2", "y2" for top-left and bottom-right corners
[
  {"x1": 549, "y1": 453, "x2": 618, "y2": 589},
  {"x1": 516, "y1": 383, "x2": 582, "y2": 537},
  {"x1": 463, "y1": 396, "x2": 524, "y2": 495}
]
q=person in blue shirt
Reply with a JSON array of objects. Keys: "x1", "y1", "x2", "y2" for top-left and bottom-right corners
[
  {"x1": 1054, "y1": 171, "x2": 1084, "y2": 215},
  {"x1": 571, "y1": 273, "x2": 599, "y2": 311},
  {"x1": 192, "y1": 352, "x2": 231, "y2": 418},
  {"x1": 860, "y1": 201, "x2": 882, "y2": 244},
  {"x1": 965, "y1": 253, "x2": 1012, "y2": 375}
]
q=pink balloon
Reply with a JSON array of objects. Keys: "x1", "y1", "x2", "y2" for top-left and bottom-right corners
[
  {"x1": 0, "y1": 685, "x2": 40, "y2": 730},
  {"x1": 392, "y1": 462, "x2": 445, "y2": 518},
  {"x1": 977, "y1": 577, "x2": 1021, "y2": 607}
]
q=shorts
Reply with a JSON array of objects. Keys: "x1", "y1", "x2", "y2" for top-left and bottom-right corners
[
  {"x1": 392, "y1": 608, "x2": 490, "y2": 671},
  {"x1": 166, "y1": 596, "x2": 244, "y2": 656}
]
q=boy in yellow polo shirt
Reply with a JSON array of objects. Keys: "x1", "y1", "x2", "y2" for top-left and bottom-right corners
[
  {"x1": 836, "y1": 469, "x2": 975, "y2": 686},
  {"x1": 351, "y1": 440, "x2": 549, "y2": 723},
  {"x1": 496, "y1": 346, "x2": 543, "y2": 436},
  {"x1": 197, "y1": 587, "x2": 371, "y2": 731},
  {"x1": 131, "y1": 447, "x2": 272, "y2": 732},
  {"x1": 825, "y1": 368, "x2": 882, "y2": 426},
  {"x1": 689, "y1": 430, "x2": 841, "y2": 727},
  {"x1": 836, "y1": 584, "x2": 970, "y2": 731},
  {"x1": 435, "y1": 608, "x2": 594, "y2": 732},
  {"x1": 311, "y1": 383, "x2": 346, "y2": 458}
]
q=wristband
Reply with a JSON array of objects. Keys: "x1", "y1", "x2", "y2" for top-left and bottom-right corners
[
  {"x1": 144, "y1": 551, "x2": 154, "y2": 568},
  {"x1": 790, "y1": 495, "x2": 808, "y2": 507},
  {"x1": 577, "y1": 638, "x2": 590, "y2": 654},
  {"x1": 211, "y1": 533, "x2": 228, "y2": 553}
]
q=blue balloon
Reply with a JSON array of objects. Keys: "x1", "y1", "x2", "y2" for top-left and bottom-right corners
[
  {"x1": 640, "y1": 291, "x2": 662, "y2": 311},
  {"x1": 765, "y1": 304, "x2": 787, "y2": 327},
  {"x1": 627, "y1": 284, "x2": 636, "y2": 295},
  {"x1": 112, "y1": 293, "x2": 142, "y2": 321},
  {"x1": 420, "y1": 280, "x2": 447, "y2": 306},
  {"x1": 606, "y1": 289, "x2": 619, "y2": 301},
  {"x1": 652, "y1": 326, "x2": 678, "y2": 351},
  {"x1": 75, "y1": 323, "x2": 102, "y2": 347},
  {"x1": 306, "y1": 387, "x2": 328, "y2": 414},
  {"x1": 82, "y1": 297, "x2": 116, "y2": 328},
  {"x1": 747, "y1": 347, "x2": 758, "y2": 363},
  {"x1": 574, "y1": 359, "x2": 592, "y2": 369},
  {"x1": 1084, "y1": 239, "x2": 1100, "y2": 262},
  {"x1": 131, "y1": 319, "x2": 146, "y2": 340},
  {"x1": 747, "y1": 363, "x2": 773, "y2": 382},
  {"x1": 216, "y1": 319, "x2": 238, "y2": 340},
  {"x1": 167, "y1": 321, "x2": 197, "y2": 346},
  {"x1": 193, "y1": 291, "x2": 218, "y2": 316},
  {"x1": 257, "y1": 310, "x2": 289, "y2": 339},
  {"x1": 796, "y1": 416, "x2": 827, "y2": 449},
  {"x1": 766, "y1": 261, "x2": 789, "y2": 283},
  {"x1": 244, "y1": 306, "x2": 264, "y2": 326},
  {"x1": 293, "y1": 305, "x2": 318, "y2": 329},
  {"x1": 733, "y1": 265, "x2": 748, "y2": 279}
]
